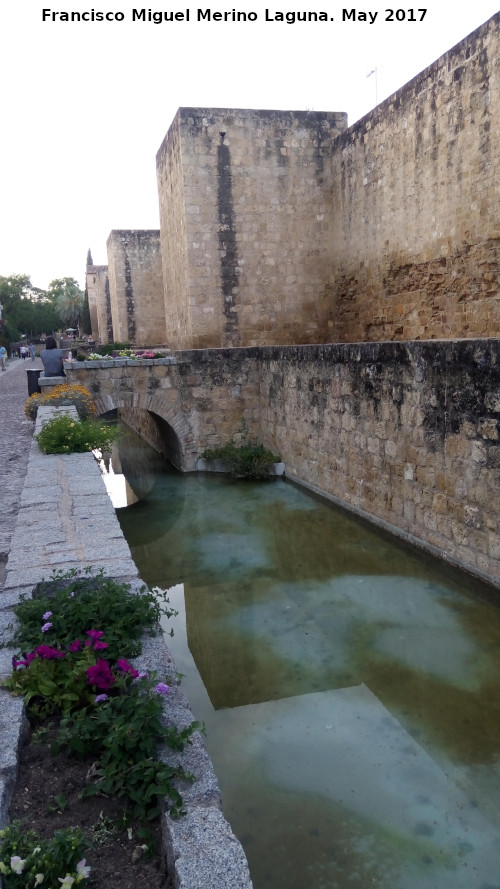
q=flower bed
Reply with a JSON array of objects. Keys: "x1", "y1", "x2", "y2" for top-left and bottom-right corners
[{"x1": 0, "y1": 568, "x2": 199, "y2": 888}]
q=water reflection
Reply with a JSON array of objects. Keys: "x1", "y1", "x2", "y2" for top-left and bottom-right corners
[
  {"x1": 114, "y1": 434, "x2": 500, "y2": 889},
  {"x1": 95, "y1": 420, "x2": 171, "y2": 511}
]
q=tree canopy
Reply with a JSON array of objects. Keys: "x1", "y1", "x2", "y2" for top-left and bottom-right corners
[
  {"x1": 0, "y1": 273, "x2": 84, "y2": 342},
  {"x1": 47, "y1": 278, "x2": 84, "y2": 329}
]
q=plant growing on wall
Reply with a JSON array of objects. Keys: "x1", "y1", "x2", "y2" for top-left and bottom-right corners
[{"x1": 203, "y1": 422, "x2": 281, "y2": 479}]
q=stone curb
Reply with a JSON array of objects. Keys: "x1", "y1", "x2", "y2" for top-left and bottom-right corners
[{"x1": 0, "y1": 407, "x2": 252, "y2": 889}]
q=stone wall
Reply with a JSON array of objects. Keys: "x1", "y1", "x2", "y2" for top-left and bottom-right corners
[
  {"x1": 156, "y1": 113, "x2": 193, "y2": 349},
  {"x1": 67, "y1": 338, "x2": 500, "y2": 585},
  {"x1": 156, "y1": 108, "x2": 347, "y2": 349},
  {"x1": 86, "y1": 264, "x2": 112, "y2": 345},
  {"x1": 106, "y1": 230, "x2": 166, "y2": 346},
  {"x1": 331, "y1": 12, "x2": 500, "y2": 342},
  {"x1": 256, "y1": 339, "x2": 500, "y2": 584}
]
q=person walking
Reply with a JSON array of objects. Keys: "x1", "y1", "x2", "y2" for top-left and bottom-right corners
[
  {"x1": 0, "y1": 344, "x2": 7, "y2": 371},
  {"x1": 29, "y1": 343, "x2": 36, "y2": 361}
]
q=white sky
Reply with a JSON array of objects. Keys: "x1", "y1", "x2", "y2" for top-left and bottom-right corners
[{"x1": 1, "y1": 1, "x2": 499, "y2": 291}]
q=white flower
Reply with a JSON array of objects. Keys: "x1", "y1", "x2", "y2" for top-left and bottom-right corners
[
  {"x1": 10, "y1": 856, "x2": 26, "y2": 874},
  {"x1": 76, "y1": 859, "x2": 91, "y2": 881},
  {"x1": 58, "y1": 876, "x2": 75, "y2": 888},
  {"x1": 35, "y1": 873, "x2": 45, "y2": 886},
  {"x1": 33, "y1": 847, "x2": 41, "y2": 855}
]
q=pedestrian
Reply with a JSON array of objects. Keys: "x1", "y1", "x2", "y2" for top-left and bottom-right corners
[
  {"x1": 29, "y1": 343, "x2": 36, "y2": 361},
  {"x1": 0, "y1": 344, "x2": 6, "y2": 371},
  {"x1": 40, "y1": 336, "x2": 65, "y2": 377},
  {"x1": 20, "y1": 345, "x2": 27, "y2": 360}
]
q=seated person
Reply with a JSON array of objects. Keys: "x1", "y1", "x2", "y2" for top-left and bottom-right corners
[{"x1": 40, "y1": 336, "x2": 65, "y2": 377}]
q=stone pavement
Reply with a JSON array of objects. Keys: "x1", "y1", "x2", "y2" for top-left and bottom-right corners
[{"x1": 0, "y1": 357, "x2": 43, "y2": 589}]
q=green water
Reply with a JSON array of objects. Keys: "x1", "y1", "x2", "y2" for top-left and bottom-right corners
[{"x1": 116, "y1": 435, "x2": 500, "y2": 889}]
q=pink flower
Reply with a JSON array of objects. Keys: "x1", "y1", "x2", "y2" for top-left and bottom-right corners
[
  {"x1": 93, "y1": 641, "x2": 109, "y2": 650},
  {"x1": 86, "y1": 659, "x2": 115, "y2": 690},
  {"x1": 116, "y1": 658, "x2": 139, "y2": 678},
  {"x1": 36, "y1": 645, "x2": 66, "y2": 660},
  {"x1": 86, "y1": 630, "x2": 104, "y2": 641},
  {"x1": 69, "y1": 639, "x2": 82, "y2": 651},
  {"x1": 12, "y1": 652, "x2": 36, "y2": 669}
]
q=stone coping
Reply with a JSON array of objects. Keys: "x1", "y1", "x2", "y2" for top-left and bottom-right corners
[
  {"x1": 64, "y1": 357, "x2": 178, "y2": 369},
  {"x1": 0, "y1": 406, "x2": 253, "y2": 889}
]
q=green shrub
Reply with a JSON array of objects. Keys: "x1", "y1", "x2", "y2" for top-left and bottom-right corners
[
  {"x1": 97, "y1": 341, "x2": 130, "y2": 356},
  {"x1": 35, "y1": 415, "x2": 117, "y2": 455},
  {"x1": 203, "y1": 425, "x2": 281, "y2": 479}
]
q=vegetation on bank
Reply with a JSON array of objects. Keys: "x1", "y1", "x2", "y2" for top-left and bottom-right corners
[{"x1": 203, "y1": 422, "x2": 281, "y2": 479}]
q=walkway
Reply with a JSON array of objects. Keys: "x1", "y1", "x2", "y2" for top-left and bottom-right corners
[{"x1": 0, "y1": 357, "x2": 43, "y2": 589}]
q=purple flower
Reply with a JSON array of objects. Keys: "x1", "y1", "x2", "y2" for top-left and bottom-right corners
[
  {"x1": 70, "y1": 591, "x2": 76, "y2": 598},
  {"x1": 86, "y1": 630, "x2": 104, "y2": 641},
  {"x1": 87, "y1": 659, "x2": 115, "y2": 690},
  {"x1": 137, "y1": 671, "x2": 149, "y2": 680},
  {"x1": 95, "y1": 694, "x2": 108, "y2": 703},
  {"x1": 69, "y1": 639, "x2": 82, "y2": 652},
  {"x1": 41, "y1": 622, "x2": 53, "y2": 633},
  {"x1": 155, "y1": 682, "x2": 170, "y2": 695},
  {"x1": 42, "y1": 611, "x2": 53, "y2": 620}
]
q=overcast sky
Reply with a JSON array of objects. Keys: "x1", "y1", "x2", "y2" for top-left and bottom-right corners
[{"x1": 1, "y1": 1, "x2": 498, "y2": 291}]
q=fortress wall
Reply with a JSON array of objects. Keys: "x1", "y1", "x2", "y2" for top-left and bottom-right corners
[
  {"x1": 156, "y1": 108, "x2": 347, "y2": 349},
  {"x1": 106, "y1": 230, "x2": 166, "y2": 346},
  {"x1": 86, "y1": 264, "x2": 112, "y2": 345},
  {"x1": 157, "y1": 114, "x2": 194, "y2": 350},
  {"x1": 85, "y1": 266, "x2": 100, "y2": 341},
  {"x1": 331, "y1": 12, "x2": 500, "y2": 342}
]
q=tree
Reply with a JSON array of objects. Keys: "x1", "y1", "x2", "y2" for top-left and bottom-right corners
[
  {"x1": 81, "y1": 287, "x2": 91, "y2": 335},
  {"x1": 48, "y1": 278, "x2": 84, "y2": 331},
  {"x1": 86, "y1": 248, "x2": 94, "y2": 266},
  {"x1": 0, "y1": 274, "x2": 58, "y2": 341}
]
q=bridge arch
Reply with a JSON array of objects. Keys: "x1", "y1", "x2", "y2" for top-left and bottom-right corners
[{"x1": 92, "y1": 391, "x2": 192, "y2": 471}]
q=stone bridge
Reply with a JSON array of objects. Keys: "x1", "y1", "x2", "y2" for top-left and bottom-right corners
[
  {"x1": 65, "y1": 339, "x2": 500, "y2": 587},
  {"x1": 66, "y1": 350, "x2": 261, "y2": 472}
]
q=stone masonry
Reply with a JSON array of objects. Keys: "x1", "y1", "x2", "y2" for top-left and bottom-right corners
[
  {"x1": 106, "y1": 230, "x2": 166, "y2": 346},
  {"x1": 156, "y1": 108, "x2": 347, "y2": 349},
  {"x1": 86, "y1": 263, "x2": 113, "y2": 344},
  {"x1": 331, "y1": 13, "x2": 500, "y2": 342}
]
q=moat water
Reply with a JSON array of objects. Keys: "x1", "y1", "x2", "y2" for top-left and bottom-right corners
[{"x1": 105, "y1": 424, "x2": 500, "y2": 889}]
